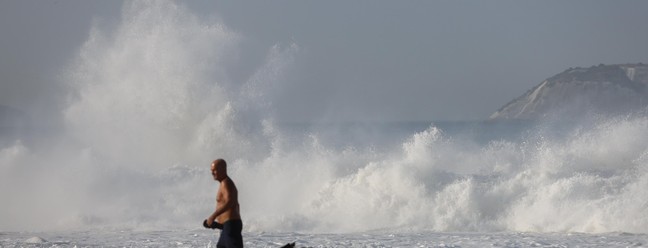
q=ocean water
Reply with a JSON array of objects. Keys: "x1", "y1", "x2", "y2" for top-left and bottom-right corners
[
  {"x1": 1, "y1": 1, "x2": 648, "y2": 247},
  {"x1": 1, "y1": 229, "x2": 648, "y2": 247}
]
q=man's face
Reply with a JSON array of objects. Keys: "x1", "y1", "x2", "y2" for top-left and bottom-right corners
[{"x1": 211, "y1": 163, "x2": 218, "y2": 181}]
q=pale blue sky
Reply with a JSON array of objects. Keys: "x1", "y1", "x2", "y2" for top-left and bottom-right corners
[{"x1": 2, "y1": 0, "x2": 648, "y2": 122}]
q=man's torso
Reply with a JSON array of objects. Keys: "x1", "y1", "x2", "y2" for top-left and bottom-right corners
[{"x1": 216, "y1": 178, "x2": 241, "y2": 223}]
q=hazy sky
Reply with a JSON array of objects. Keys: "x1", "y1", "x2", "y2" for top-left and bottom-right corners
[{"x1": 2, "y1": 0, "x2": 648, "y2": 122}]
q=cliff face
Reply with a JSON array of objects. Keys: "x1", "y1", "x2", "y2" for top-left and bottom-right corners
[{"x1": 490, "y1": 63, "x2": 648, "y2": 120}]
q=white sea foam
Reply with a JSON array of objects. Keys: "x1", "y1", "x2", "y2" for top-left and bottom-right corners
[
  {"x1": 1, "y1": 230, "x2": 647, "y2": 247},
  {"x1": 0, "y1": 0, "x2": 647, "y2": 235}
]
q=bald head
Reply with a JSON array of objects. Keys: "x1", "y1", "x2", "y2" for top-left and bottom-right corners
[
  {"x1": 213, "y1": 159, "x2": 227, "y2": 169},
  {"x1": 211, "y1": 159, "x2": 228, "y2": 181}
]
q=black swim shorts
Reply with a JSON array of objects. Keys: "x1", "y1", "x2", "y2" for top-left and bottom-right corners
[{"x1": 217, "y1": 219, "x2": 243, "y2": 248}]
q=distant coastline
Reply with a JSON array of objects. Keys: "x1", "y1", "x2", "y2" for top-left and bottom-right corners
[{"x1": 490, "y1": 63, "x2": 648, "y2": 120}]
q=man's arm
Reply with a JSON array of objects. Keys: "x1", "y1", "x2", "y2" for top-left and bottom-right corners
[
  {"x1": 203, "y1": 219, "x2": 223, "y2": 229},
  {"x1": 206, "y1": 180, "x2": 237, "y2": 225}
]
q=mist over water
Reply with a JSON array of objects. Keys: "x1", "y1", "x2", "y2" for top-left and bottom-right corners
[{"x1": 1, "y1": 0, "x2": 648, "y2": 234}]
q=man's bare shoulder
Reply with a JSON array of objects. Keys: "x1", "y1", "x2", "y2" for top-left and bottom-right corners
[
  {"x1": 229, "y1": 178, "x2": 239, "y2": 191},
  {"x1": 221, "y1": 177, "x2": 238, "y2": 192}
]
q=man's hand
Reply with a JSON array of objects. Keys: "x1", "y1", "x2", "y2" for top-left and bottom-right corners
[{"x1": 203, "y1": 219, "x2": 223, "y2": 230}]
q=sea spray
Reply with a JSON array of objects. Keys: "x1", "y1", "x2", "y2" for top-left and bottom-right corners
[
  {"x1": 1, "y1": 0, "x2": 648, "y2": 234},
  {"x1": 236, "y1": 117, "x2": 648, "y2": 233},
  {"x1": 64, "y1": 0, "x2": 237, "y2": 169},
  {"x1": 504, "y1": 115, "x2": 648, "y2": 233}
]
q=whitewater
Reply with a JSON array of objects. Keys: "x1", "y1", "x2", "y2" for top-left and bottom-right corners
[{"x1": 1, "y1": 1, "x2": 648, "y2": 247}]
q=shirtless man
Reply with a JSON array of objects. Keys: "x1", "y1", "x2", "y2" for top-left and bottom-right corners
[{"x1": 204, "y1": 159, "x2": 243, "y2": 248}]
